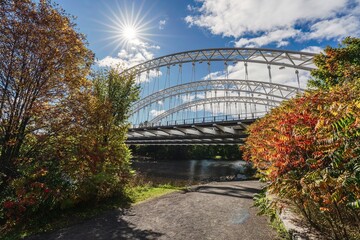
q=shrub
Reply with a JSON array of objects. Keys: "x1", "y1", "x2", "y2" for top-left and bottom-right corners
[{"x1": 243, "y1": 38, "x2": 360, "y2": 239}]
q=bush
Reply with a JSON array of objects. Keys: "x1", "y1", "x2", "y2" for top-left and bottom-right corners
[{"x1": 243, "y1": 38, "x2": 360, "y2": 239}]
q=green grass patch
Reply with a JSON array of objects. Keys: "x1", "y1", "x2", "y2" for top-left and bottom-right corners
[{"x1": 128, "y1": 184, "x2": 184, "y2": 203}]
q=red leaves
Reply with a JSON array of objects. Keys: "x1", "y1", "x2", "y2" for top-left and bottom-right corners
[
  {"x1": 244, "y1": 80, "x2": 360, "y2": 238},
  {"x1": 2, "y1": 181, "x2": 54, "y2": 224},
  {"x1": 243, "y1": 94, "x2": 319, "y2": 180},
  {"x1": 3, "y1": 201, "x2": 15, "y2": 209}
]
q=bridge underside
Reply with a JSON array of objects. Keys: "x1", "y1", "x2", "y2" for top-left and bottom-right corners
[{"x1": 126, "y1": 119, "x2": 255, "y2": 145}]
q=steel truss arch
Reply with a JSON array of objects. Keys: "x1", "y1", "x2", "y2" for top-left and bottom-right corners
[
  {"x1": 131, "y1": 79, "x2": 303, "y2": 116},
  {"x1": 122, "y1": 48, "x2": 316, "y2": 75},
  {"x1": 149, "y1": 96, "x2": 282, "y2": 124}
]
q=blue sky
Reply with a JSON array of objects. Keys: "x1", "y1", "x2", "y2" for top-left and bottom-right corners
[
  {"x1": 54, "y1": 0, "x2": 359, "y2": 124},
  {"x1": 55, "y1": 0, "x2": 360, "y2": 66}
]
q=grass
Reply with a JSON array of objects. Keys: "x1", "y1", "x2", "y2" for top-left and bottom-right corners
[
  {"x1": 128, "y1": 184, "x2": 183, "y2": 203},
  {"x1": 1, "y1": 182, "x2": 185, "y2": 240}
]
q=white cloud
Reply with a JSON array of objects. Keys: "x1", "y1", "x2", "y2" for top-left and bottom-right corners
[
  {"x1": 187, "y1": 4, "x2": 197, "y2": 12},
  {"x1": 182, "y1": 94, "x2": 196, "y2": 103},
  {"x1": 150, "y1": 109, "x2": 165, "y2": 117},
  {"x1": 96, "y1": 56, "x2": 124, "y2": 68},
  {"x1": 159, "y1": 20, "x2": 166, "y2": 30},
  {"x1": 304, "y1": 15, "x2": 360, "y2": 40},
  {"x1": 186, "y1": 0, "x2": 360, "y2": 47},
  {"x1": 202, "y1": 70, "x2": 223, "y2": 80},
  {"x1": 97, "y1": 39, "x2": 160, "y2": 69},
  {"x1": 235, "y1": 29, "x2": 300, "y2": 48},
  {"x1": 97, "y1": 39, "x2": 161, "y2": 82},
  {"x1": 200, "y1": 62, "x2": 310, "y2": 89},
  {"x1": 301, "y1": 46, "x2": 323, "y2": 54}
]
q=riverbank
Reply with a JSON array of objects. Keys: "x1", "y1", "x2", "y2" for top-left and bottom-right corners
[{"x1": 2, "y1": 160, "x2": 257, "y2": 239}]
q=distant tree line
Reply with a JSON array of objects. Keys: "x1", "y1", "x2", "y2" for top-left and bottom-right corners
[{"x1": 130, "y1": 145, "x2": 243, "y2": 161}]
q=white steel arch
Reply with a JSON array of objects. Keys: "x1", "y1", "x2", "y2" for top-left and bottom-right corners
[
  {"x1": 149, "y1": 96, "x2": 281, "y2": 124},
  {"x1": 122, "y1": 48, "x2": 316, "y2": 76},
  {"x1": 131, "y1": 79, "x2": 303, "y2": 116}
]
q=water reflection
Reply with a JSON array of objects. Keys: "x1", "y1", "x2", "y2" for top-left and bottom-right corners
[{"x1": 131, "y1": 159, "x2": 246, "y2": 181}]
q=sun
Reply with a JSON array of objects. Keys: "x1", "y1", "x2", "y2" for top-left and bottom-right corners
[
  {"x1": 99, "y1": 2, "x2": 157, "y2": 51},
  {"x1": 121, "y1": 25, "x2": 138, "y2": 41}
]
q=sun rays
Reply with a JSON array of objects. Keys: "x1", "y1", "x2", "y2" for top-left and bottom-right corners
[
  {"x1": 99, "y1": 1, "x2": 158, "y2": 52},
  {"x1": 121, "y1": 25, "x2": 138, "y2": 41}
]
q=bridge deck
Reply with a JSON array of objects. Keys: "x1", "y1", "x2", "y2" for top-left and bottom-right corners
[{"x1": 126, "y1": 119, "x2": 256, "y2": 145}]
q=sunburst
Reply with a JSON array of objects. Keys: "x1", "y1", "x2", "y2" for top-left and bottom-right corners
[
  {"x1": 122, "y1": 25, "x2": 138, "y2": 41},
  {"x1": 99, "y1": 1, "x2": 158, "y2": 52}
]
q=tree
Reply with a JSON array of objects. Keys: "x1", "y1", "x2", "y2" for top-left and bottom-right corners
[
  {"x1": 0, "y1": 1, "x2": 139, "y2": 229},
  {"x1": 62, "y1": 67, "x2": 139, "y2": 200},
  {"x1": 0, "y1": 0, "x2": 93, "y2": 182},
  {"x1": 309, "y1": 37, "x2": 360, "y2": 89}
]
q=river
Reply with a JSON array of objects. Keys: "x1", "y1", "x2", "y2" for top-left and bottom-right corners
[{"x1": 131, "y1": 159, "x2": 247, "y2": 184}]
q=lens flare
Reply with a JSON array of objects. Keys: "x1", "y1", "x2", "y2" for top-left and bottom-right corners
[
  {"x1": 98, "y1": 1, "x2": 158, "y2": 52},
  {"x1": 122, "y1": 25, "x2": 138, "y2": 41}
]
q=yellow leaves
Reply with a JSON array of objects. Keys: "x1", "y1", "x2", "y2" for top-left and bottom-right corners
[
  {"x1": 319, "y1": 207, "x2": 330, "y2": 212},
  {"x1": 28, "y1": 168, "x2": 49, "y2": 179},
  {"x1": 355, "y1": 100, "x2": 360, "y2": 109},
  {"x1": 316, "y1": 104, "x2": 323, "y2": 111},
  {"x1": 6, "y1": 138, "x2": 17, "y2": 146},
  {"x1": 278, "y1": 135, "x2": 289, "y2": 141},
  {"x1": 329, "y1": 102, "x2": 342, "y2": 116},
  {"x1": 315, "y1": 118, "x2": 325, "y2": 131}
]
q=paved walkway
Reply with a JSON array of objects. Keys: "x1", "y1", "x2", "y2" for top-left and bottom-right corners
[{"x1": 28, "y1": 181, "x2": 277, "y2": 240}]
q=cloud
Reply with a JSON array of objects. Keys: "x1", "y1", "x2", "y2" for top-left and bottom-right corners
[
  {"x1": 303, "y1": 15, "x2": 360, "y2": 40},
  {"x1": 181, "y1": 94, "x2": 196, "y2": 103},
  {"x1": 186, "y1": 0, "x2": 360, "y2": 47},
  {"x1": 235, "y1": 29, "x2": 300, "y2": 48},
  {"x1": 187, "y1": 4, "x2": 197, "y2": 12},
  {"x1": 97, "y1": 39, "x2": 160, "y2": 69},
  {"x1": 150, "y1": 109, "x2": 165, "y2": 117},
  {"x1": 159, "y1": 19, "x2": 167, "y2": 30},
  {"x1": 96, "y1": 56, "x2": 124, "y2": 68},
  {"x1": 301, "y1": 46, "x2": 323, "y2": 54},
  {"x1": 202, "y1": 71, "x2": 223, "y2": 80},
  {"x1": 97, "y1": 39, "x2": 161, "y2": 82},
  {"x1": 201, "y1": 62, "x2": 310, "y2": 89}
]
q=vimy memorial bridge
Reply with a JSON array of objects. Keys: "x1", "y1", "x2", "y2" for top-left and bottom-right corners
[{"x1": 124, "y1": 48, "x2": 316, "y2": 145}]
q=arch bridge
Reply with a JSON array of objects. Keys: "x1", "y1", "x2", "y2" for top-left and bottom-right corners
[{"x1": 124, "y1": 48, "x2": 316, "y2": 145}]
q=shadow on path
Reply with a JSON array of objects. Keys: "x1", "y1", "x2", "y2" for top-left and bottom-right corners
[
  {"x1": 27, "y1": 181, "x2": 275, "y2": 240},
  {"x1": 183, "y1": 183, "x2": 261, "y2": 199},
  {"x1": 27, "y1": 210, "x2": 163, "y2": 240}
]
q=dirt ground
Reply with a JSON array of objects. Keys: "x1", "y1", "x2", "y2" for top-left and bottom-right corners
[{"x1": 28, "y1": 180, "x2": 278, "y2": 240}]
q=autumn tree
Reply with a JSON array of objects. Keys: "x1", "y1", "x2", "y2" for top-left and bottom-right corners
[
  {"x1": 0, "y1": 0, "x2": 93, "y2": 182},
  {"x1": 64, "y1": 68, "x2": 139, "y2": 199},
  {"x1": 309, "y1": 37, "x2": 360, "y2": 89},
  {"x1": 0, "y1": 0, "x2": 142, "y2": 230}
]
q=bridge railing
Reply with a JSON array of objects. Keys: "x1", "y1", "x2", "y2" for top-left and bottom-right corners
[{"x1": 130, "y1": 111, "x2": 268, "y2": 129}]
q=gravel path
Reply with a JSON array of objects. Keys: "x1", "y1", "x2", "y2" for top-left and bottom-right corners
[{"x1": 28, "y1": 180, "x2": 277, "y2": 240}]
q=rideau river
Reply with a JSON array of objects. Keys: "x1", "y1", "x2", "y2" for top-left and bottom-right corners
[{"x1": 131, "y1": 159, "x2": 247, "y2": 183}]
